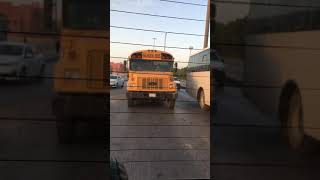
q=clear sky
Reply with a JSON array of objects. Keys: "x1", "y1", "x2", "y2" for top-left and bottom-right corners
[{"x1": 110, "y1": 0, "x2": 209, "y2": 68}]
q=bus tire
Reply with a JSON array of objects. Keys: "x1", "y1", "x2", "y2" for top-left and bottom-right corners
[
  {"x1": 284, "y1": 89, "x2": 313, "y2": 152},
  {"x1": 110, "y1": 158, "x2": 128, "y2": 180},
  {"x1": 198, "y1": 89, "x2": 209, "y2": 111},
  {"x1": 167, "y1": 99, "x2": 175, "y2": 109}
]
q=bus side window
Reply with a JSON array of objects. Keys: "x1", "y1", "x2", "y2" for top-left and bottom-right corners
[{"x1": 202, "y1": 55, "x2": 207, "y2": 62}]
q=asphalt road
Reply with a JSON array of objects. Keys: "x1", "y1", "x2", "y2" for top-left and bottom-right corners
[
  {"x1": 110, "y1": 84, "x2": 210, "y2": 179},
  {"x1": 213, "y1": 87, "x2": 320, "y2": 180},
  {"x1": 0, "y1": 59, "x2": 107, "y2": 180}
]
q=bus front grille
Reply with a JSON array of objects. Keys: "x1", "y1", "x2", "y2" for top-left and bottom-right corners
[
  {"x1": 140, "y1": 77, "x2": 163, "y2": 89},
  {"x1": 87, "y1": 50, "x2": 107, "y2": 89}
]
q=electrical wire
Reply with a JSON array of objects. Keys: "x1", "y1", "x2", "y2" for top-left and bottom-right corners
[
  {"x1": 111, "y1": 41, "x2": 203, "y2": 50},
  {"x1": 110, "y1": 9, "x2": 207, "y2": 22},
  {"x1": 160, "y1": 0, "x2": 207, "y2": 7},
  {"x1": 215, "y1": 0, "x2": 320, "y2": 9},
  {"x1": 1, "y1": 30, "x2": 109, "y2": 39},
  {"x1": 110, "y1": 25, "x2": 207, "y2": 36}
]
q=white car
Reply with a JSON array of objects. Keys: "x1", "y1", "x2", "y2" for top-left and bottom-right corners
[
  {"x1": 110, "y1": 75, "x2": 124, "y2": 88},
  {"x1": 0, "y1": 42, "x2": 45, "y2": 81},
  {"x1": 173, "y1": 77, "x2": 181, "y2": 90}
]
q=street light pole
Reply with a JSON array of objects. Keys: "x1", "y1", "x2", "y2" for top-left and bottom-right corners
[
  {"x1": 164, "y1": 32, "x2": 167, "y2": 51},
  {"x1": 153, "y1": 38, "x2": 156, "y2": 50},
  {"x1": 203, "y1": 0, "x2": 210, "y2": 48},
  {"x1": 189, "y1": 46, "x2": 194, "y2": 56}
]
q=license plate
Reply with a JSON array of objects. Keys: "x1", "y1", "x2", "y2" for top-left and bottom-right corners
[{"x1": 149, "y1": 93, "x2": 156, "y2": 97}]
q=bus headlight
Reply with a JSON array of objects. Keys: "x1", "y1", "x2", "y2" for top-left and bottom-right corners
[{"x1": 169, "y1": 84, "x2": 173, "y2": 88}]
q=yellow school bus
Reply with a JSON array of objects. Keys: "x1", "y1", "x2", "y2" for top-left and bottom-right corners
[
  {"x1": 126, "y1": 50, "x2": 177, "y2": 109},
  {"x1": 52, "y1": 0, "x2": 108, "y2": 142}
]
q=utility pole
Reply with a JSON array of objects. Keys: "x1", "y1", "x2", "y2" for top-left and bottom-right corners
[
  {"x1": 153, "y1": 38, "x2": 157, "y2": 50},
  {"x1": 203, "y1": 0, "x2": 210, "y2": 48},
  {"x1": 189, "y1": 46, "x2": 194, "y2": 56},
  {"x1": 164, "y1": 32, "x2": 167, "y2": 51}
]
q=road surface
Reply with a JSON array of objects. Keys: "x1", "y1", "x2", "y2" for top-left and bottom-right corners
[
  {"x1": 213, "y1": 87, "x2": 320, "y2": 180},
  {"x1": 110, "y1": 84, "x2": 210, "y2": 179},
  {"x1": 0, "y1": 59, "x2": 107, "y2": 180}
]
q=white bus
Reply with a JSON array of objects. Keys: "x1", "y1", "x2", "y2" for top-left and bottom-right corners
[
  {"x1": 186, "y1": 48, "x2": 210, "y2": 110},
  {"x1": 244, "y1": 1, "x2": 320, "y2": 150}
]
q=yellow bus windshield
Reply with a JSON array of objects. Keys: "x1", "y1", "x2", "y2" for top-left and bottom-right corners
[
  {"x1": 63, "y1": 0, "x2": 107, "y2": 30},
  {"x1": 129, "y1": 59, "x2": 173, "y2": 72}
]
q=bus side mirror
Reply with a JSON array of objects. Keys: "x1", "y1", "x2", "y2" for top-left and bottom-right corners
[
  {"x1": 174, "y1": 62, "x2": 178, "y2": 72},
  {"x1": 123, "y1": 60, "x2": 127, "y2": 72}
]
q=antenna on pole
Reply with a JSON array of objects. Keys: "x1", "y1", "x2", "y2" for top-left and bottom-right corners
[
  {"x1": 152, "y1": 38, "x2": 157, "y2": 50},
  {"x1": 163, "y1": 32, "x2": 167, "y2": 51},
  {"x1": 189, "y1": 46, "x2": 194, "y2": 56}
]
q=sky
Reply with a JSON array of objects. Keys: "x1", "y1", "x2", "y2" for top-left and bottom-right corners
[{"x1": 110, "y1": 0, "x2": 209, "y2": 68}]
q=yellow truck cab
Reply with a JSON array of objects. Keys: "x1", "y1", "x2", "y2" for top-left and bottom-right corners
[{"x1": 126, "y1": 50, "x2": 177, "y2": 109}]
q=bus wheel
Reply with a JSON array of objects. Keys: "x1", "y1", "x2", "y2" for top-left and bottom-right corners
[
  {"x1": 198, "y1": 89, "x2": 209, "y2": 111},
  {"x1": 166, "y1": 99, "x2": 175, "y2": 109},
  {"x1": 57, "y1": 117, "x2": 75, "y2": 144},
  {"x1": 111, "y1": 158, "x2": 128, "y2": 180},
  {"x1": 285, "y1": 89, "x2": 311, "y2": 152}
]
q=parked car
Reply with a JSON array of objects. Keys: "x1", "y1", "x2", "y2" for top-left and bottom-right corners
[
  {"x1": 110, "y1": 75, "x2": 124, "y2": 88},
  {"x1": 0, "y1": 42, "x2": 45, "y2": 81},
  {"x1": 173, "y1": 77, "x2": 181, "y2": 90}
]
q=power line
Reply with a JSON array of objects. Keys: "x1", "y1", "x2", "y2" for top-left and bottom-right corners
[
  {"x1": 110, "y1": 9, "x2": 206, "y2": 22},
  {"x1": 160, "y1": 0, "x2": 207, "y2": 7},
  {"x1": 0, "y1": 159, "x2": 107, "y2": 163},
  {"x1": 111, "y1": 41, "x2": 203, "y2": 50},
  {"x1": 4, "y1": 116, "x2": 320, "y2": 131},
  {"x1": 110, "y1": 25, "x2": 207, "y2": 36},
  {"x1": 110, "y1": 148, "x2": 209, "y2": 151},
  {"x1": 110, "y1": 57, "x2": 202, "y2": 64},
  {"x1": 110, "y1": 56, "x2": 206, "y2": 64},
  {"x1": 4, "y1": 72, "x2": 320, "y2": 92},
  {"x1": 110, "y1": 99, "x2": 199, "y2": 103},
  {"x1": 111, "y1": 136, "x2": 209, "y2": 139},
  {"x1": 110, "y1": 111, "x2": 203, "y2": 115},
  {"x1": 215, "y1": 42, "x2": 320, "y2": 51},
  {"x1": 215, "y1": 0, "x2": 320, "y2": 9},
  {"x1": 211, "y1": 161, "x2": 315, "y2": 168},
  {"x1": 5, "y1": 72, "x2": 320, "y2": 92},
  {"x1": 120, "y1": 160, "x2": 209, "y2": 163},
  {"x1": 1, "y1": 30, "x2": 109, "y2": 39},
  {"x1": 111, "y1": 124, "x2": 208, "y2": 127}
]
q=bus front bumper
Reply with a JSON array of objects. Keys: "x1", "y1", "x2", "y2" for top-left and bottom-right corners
[{"x1": 126, "y1": 91, "x2": 177, "y2": 100}]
